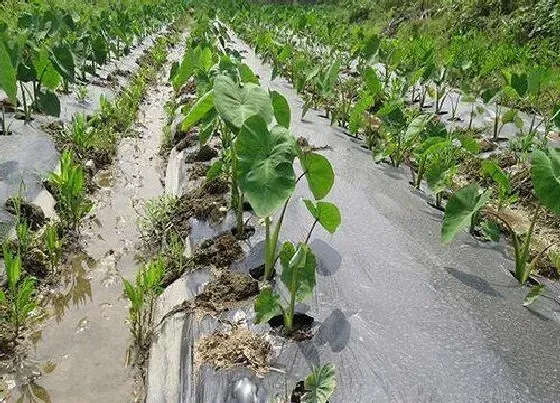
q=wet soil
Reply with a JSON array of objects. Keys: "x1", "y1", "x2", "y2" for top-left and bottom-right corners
[
  {"x1": 0, "y1": 43, "x2": 183, "y2": 403},
  {"x1": 186, "y1": 144, "x2": 218, "y2": 163},
  {"x1": 195, "y1": 272, "x2": 259, "y2": 314},
  {"x1": 192, "y1": 232, "x2": 243, "y2": 268},
  {"x1": 175, "y1": 177, "x2": 229, "y2": 221},
  {"x1": 194, "y1": 326, "x2": 270, "y2": 374}
]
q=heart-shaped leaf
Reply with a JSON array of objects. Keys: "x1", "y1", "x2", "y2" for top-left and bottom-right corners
[
  {"x1": 236, "y1": 115, "x2": 296, "y2": 218},
  {"x1": 270, "y1": 90, "x2": 290, "y2": 128},
  {"x1": 304, "y1": 200, "x2": 341, "y2": 234},
  {"x1": 531, "y1": 148, "x2": 560, "y2": 215},
  {"x1": 213, "y1": 75, "x2": 273, "y2": 128},
  {"x1": 254, "y1": 286, "x2": 283, "y2": 324},
  {"x1": 50, "y1": 44, "x2": 75, "y2": 82},
  {"x1": 300, "y1": 152, "x2": 334, "y2": 200},
  {"x1": 442, "y1": 183, "x2": 492, "y2": 244},
  {"x1": 37, "y1": 90, "x2": 60, "y2": 117}
]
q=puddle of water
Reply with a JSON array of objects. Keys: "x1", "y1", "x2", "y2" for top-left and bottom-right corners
[{"x1": 1, "y1": 47, "x2": 182, "y2": 402}]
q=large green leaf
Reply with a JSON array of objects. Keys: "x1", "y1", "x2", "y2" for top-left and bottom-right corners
[
  {"x1": 363, "y1": 67, "x2": 382, "y2": 96},
  {"x1": 37, "y1": 90, "x2": 60, "y2": 117},
  {"x1": 270, "y1": 90, "x2": 290, "y2": 129},
  {"x1": 180, "y1": 90, "x2": 215, "y2": 131},
  {"x1": 172, "y1": 48, "x2": 194, "y2": 91},
  {"x1": 303, "y1": 363, "x2": 336, "y2": 403},
  {"x1": 0, "y1": 40, "x2": 17, "y2": 103},
  {"x1": 254, "y1": 287, "x2": 283, "y2": 324},
  {"x1": 349, "y1": 92, "x2": 373, "y2": 134},
  {"x1": 531, "y1": 148, "x2": 560, "y2": 216},
  {"x1": 213, "y1": 75, "x2": 273, "y2": 128},
  {"x1": 304, "y1": 200, "x2": 341, "y2": 234},
  {"x1": 239, "y1": 62, "x2": 259, "y2": 85},
  {"x1": 300, "y1": 152, "x2": 334, "y2": 200},
  {"x1": 280, "y1": 242, "x2": 316, "y2": 303},
  {"x1": 34, "y1": 49, "x2": 61, "y2": 90},
  {"x1": 236, "y1": 115, "x2": 296, "y2": 218},
  {"x1": 441, "y1": 183, "x2": 492, "y2": 244},
  {"x1": 50, "y1": 44, "x2": 75, "y2": 82}
]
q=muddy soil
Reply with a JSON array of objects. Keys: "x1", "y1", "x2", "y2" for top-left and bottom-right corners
[{"x1": 1, "y1": 42, "x2": 184, "y2": 403}]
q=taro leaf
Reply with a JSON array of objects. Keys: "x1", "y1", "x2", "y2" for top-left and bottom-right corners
[
  {"x1": 50, "y1": 44, "x2": 75, "y2": 82},
  {"x1": 92, "y1": 36, "x2": 108, "y2": 64},
  {"x1": 199, "y1": 47, "x2": 213, "y2": 73},
  {"x1": 37, "y1": 90, "x2": 60, "y2": 117},
  {"x1": 363, "y1": 67, "x2": 382, "y2": 96},
  {"x1": 523, "y1": 284, "x2": 546, "y2": 306},
  {"x1": 206, "y1": 160, "x2": 223, "y2": 181},
  {"x1": 531, "y1": 148, "x2": 560, "y2": 216},
  {"x1": 362, "y1": 34, "x2": 380, "y2": 63},
  {"x1": 280, "y1": 243, "x2": 316, "y2": 303},
  {"x1": 300, "y1": 153, "x2": 334, "y2": 200},
  {"x1": 213, "y1": 75, "x2": 273, "y2": 128},
  {"x1": 0, "y1": 40, "x2": 17, "y2": 103},
  {"x1": 199, "y1": 116, "x2": 216, "y2": 145},
  {"x1": 349, "y1": 92, "x2": 373, "y2": 135},
  {"x1": 303, "y1": 363, "x2": 336, "y2": 403},
  {"x1": 459, "y1": 135, "x2": 480, "y2": 154},
  {"x1": 482, "y1": 160, "x2": 510, "y2": 194},
  {"x1": 34, "y1": 49, "x2": 61, "y2": 90},
  {"x1": 481, "y1": 88, "x2": 498, "y2": 103},
  {"x1": 254, "y1": 287, "x2": 283, "y2": 324},
  {"x1": 501, "y1": 109, "x2": 518, "y2": 125},
  {"x1": 17, "y1": 59, "x2": 36, "y2": 82},
  {"x1": 441, "y1": 183, "x2": 492, "y2": 244},
  {"x1": 304, "y1": 200, "x2": 341, "y2": 234},
  {"x1": 181, "y1": 90, "x2": 214, "y2": 131},
  {"x1": 510, "y1": 72, "x2": 528, "y2": 98},
  {"x1": 321, "y1": 60, "x2": 340, "y2": 93},
  {"x1": 270, "y1": 90, "x2": 290, "y2": 129},
  {"x1": 405, "y1": 114, "x2": 431, "y2": 141},
  {"x1": 236, "y1": 116, "x2": 296, "y2": 218},
  {"x1": 172, "y1": 48, "x2": 194, "y2": 91},
  {"x1": 239, "y1": 62, "x2": 259, "y2": 85}
]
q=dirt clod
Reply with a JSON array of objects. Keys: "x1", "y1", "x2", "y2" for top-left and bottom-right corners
[
  {"x1": 192, "y1": 233, "x2": 243, "y2": 268},
  {"x1": 5, "y1": 198, "x2": 46, "y2": 230},
  {"x1": 195, "y1": 272, "x2": 259, "y2": 313},
  {"x1": 195, "y1": 326, "x2": 270, "y2": 374},
  {"x1": 186, "y1": 144, "x2": 218, "y2": 163}
]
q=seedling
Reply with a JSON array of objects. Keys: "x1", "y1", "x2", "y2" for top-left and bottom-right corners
[
  {"x1": 43, "y1": 222, "x2": 62, "y2": 273},
  {"x1": 76, "y1": 84, "x2": 89, "y2": 103},
  {"x1": 123, "y1": 257, "x2": 165, "y2": 351},
  {"x1": 0, "y1": 245, "x2": 37, "y2": 345},
  {"x1": 48, "y1": 150, "x2": 92, "y2": 231},
  {"x1": 254, "y1": 242, "x2": 316, "y2": 332}
]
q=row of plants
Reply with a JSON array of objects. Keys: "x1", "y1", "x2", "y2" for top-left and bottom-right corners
[
  {"x1": 0, "y1": 19, "x2": 185, "y2": 361},
  {"x1": 0, "y1": 0, "x2": 185, "y2": 126},
  {"x1": 123, "y1": 14, "x2": 338, "y2": 403},
  {"x1": 189, "y1": 0, "x2": 560, "y2": 305}
]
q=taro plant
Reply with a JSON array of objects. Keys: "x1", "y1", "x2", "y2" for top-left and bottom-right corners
[
  {"x1": 0, "y1": 245, "x2": 37, "y2": 345},
  {"x1": 122, "y1": 257, "x2": 165, "y2": 351},
  {"x1": 442, "y1": 147, "x2": 560, "y2": 290},
  {"x1": 255, "y1": 242, "x2": 316, "y2": 332},
  {"x1": 48, "y1": 150, "x2": 92, "y2": 230},
  {"x1": 480, "y1": 160, "x2": 518, "y2": 210}
]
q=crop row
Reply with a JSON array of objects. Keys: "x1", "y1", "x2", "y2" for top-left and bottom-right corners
[{"x1": 182, "y1": 1, "x2": 560, "y2": 305}]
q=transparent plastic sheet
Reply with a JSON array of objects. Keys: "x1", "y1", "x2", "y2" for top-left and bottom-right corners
[{"x1": 146, "y1": 38, "x2": 560, "y2": 403}]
